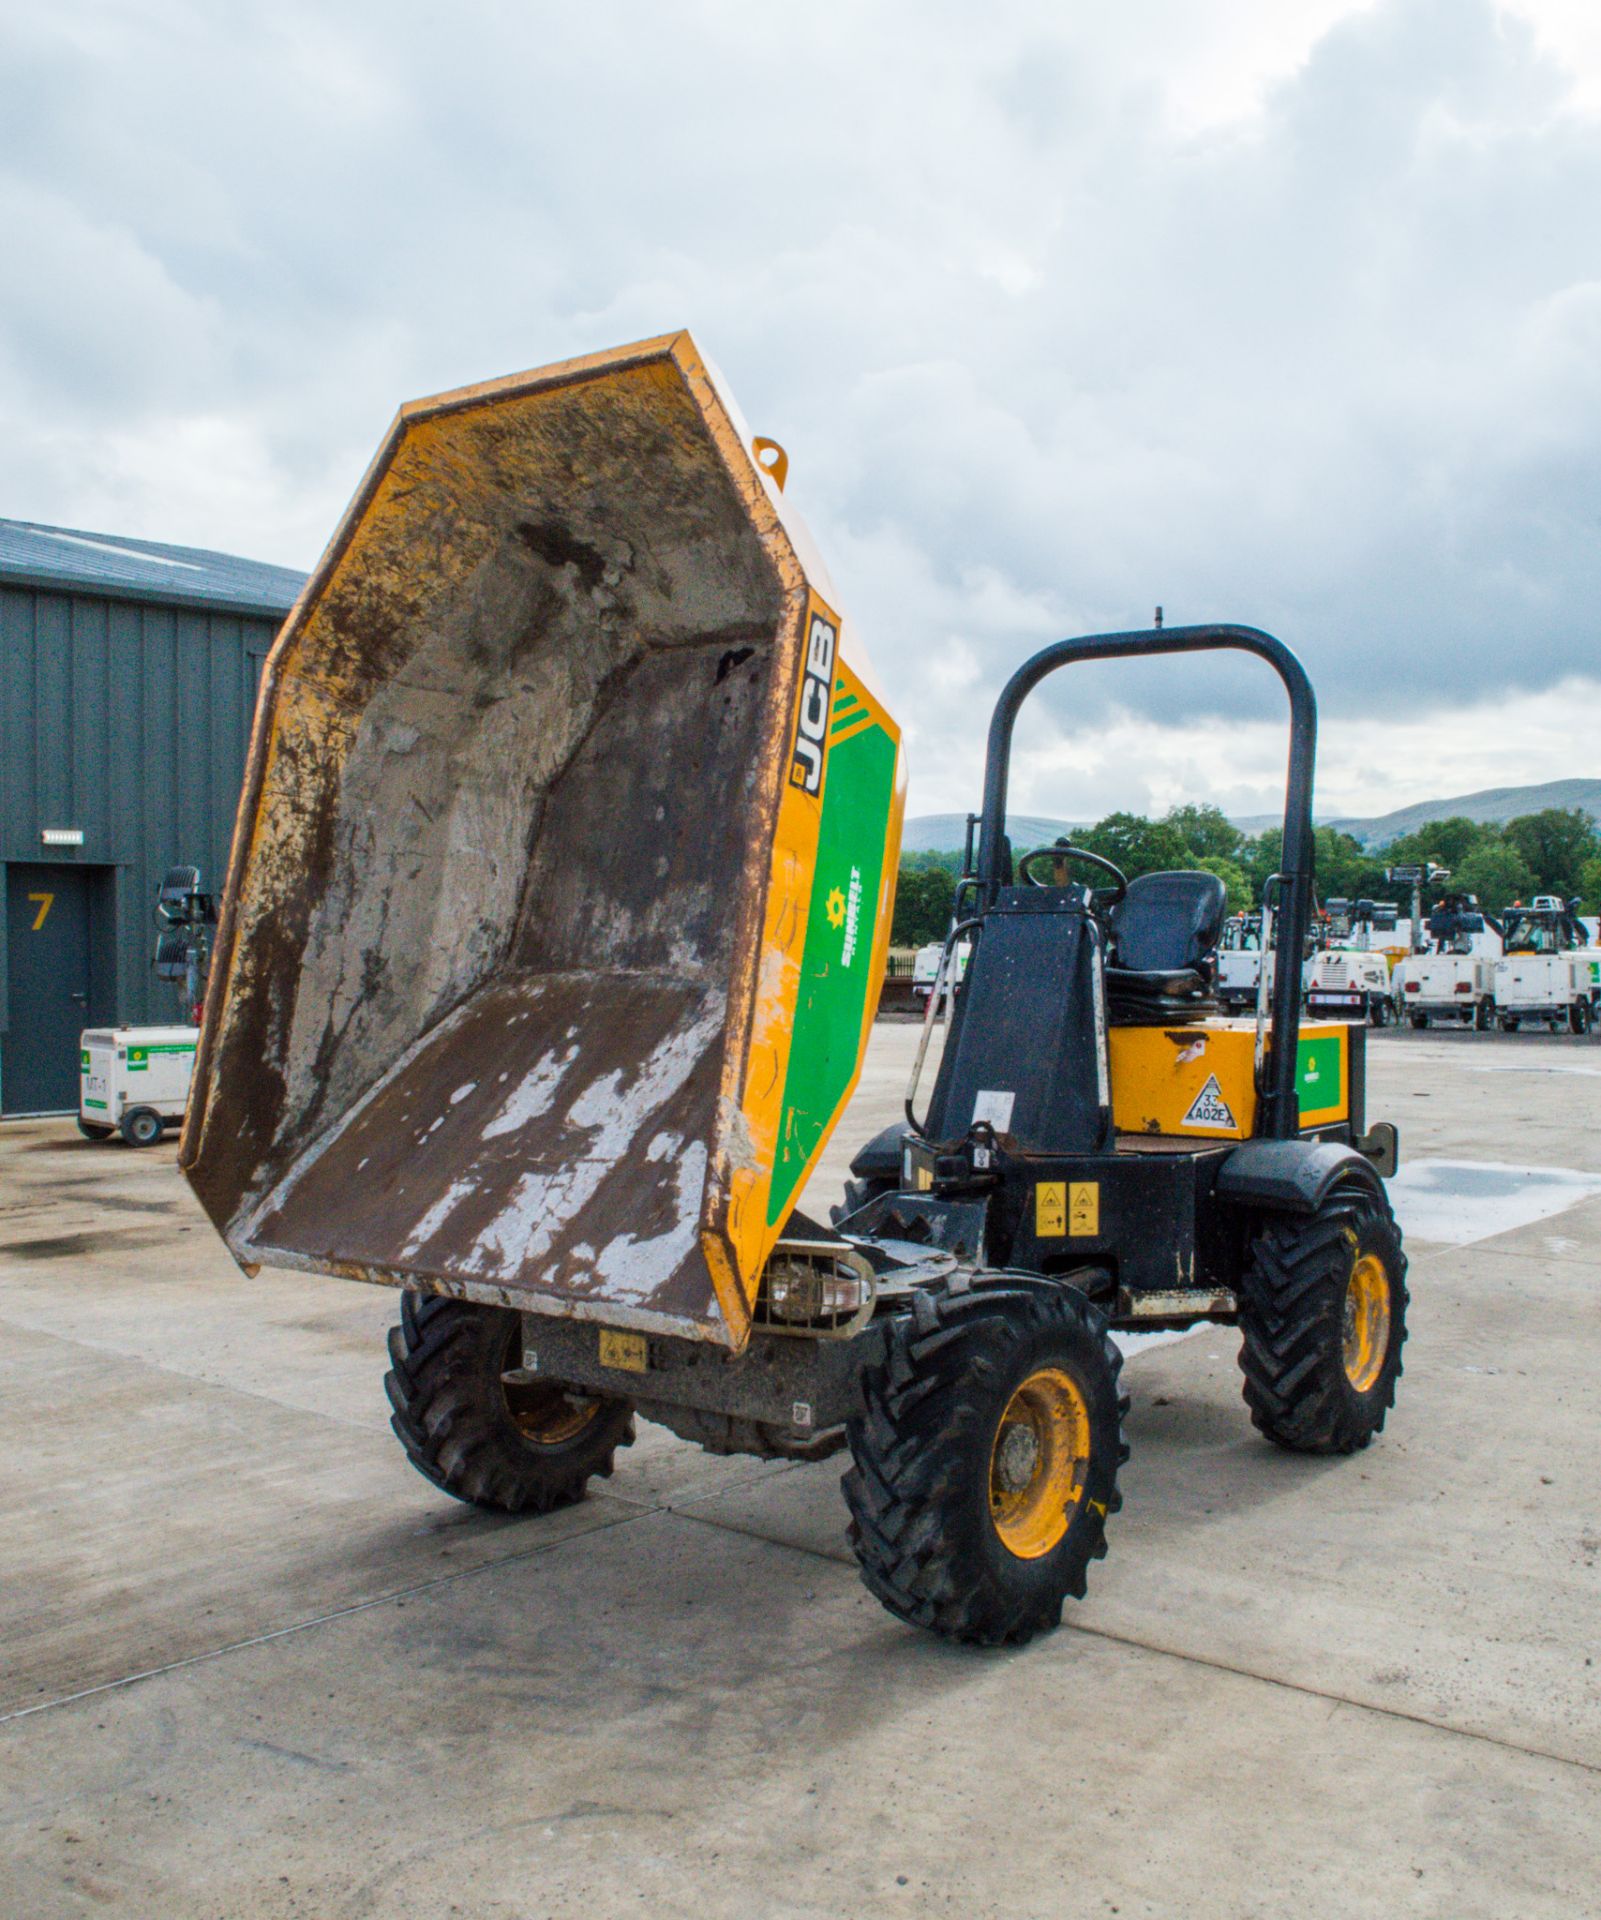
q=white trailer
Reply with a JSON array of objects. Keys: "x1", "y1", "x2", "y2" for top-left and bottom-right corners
[
  {"x1": 912, "y1": 938, "x2": 970, "y2": 1000},
  {"x1": 1306, "y1": 947, "x2": 1396, "y2": 1026},
  {"x1": 79, "y1": 1025, "x2": 198, "y2": 1145},
  {"x1": 1395, "y1": 953, "x2": 1497, "y2": 1028},
  {"x1": 1216, "y1": 916, "x2": 1266, "y2": 1013},
  {"x1": 1216, "y1": 913, "x2": 1321, "y2": 1013},
  {"x1": 1392, "y1": 894, "x2": 1501, "y2": 1029},
  {"x1": 1491, "y1": 900, "x2": 1601, "y2": 1034}
]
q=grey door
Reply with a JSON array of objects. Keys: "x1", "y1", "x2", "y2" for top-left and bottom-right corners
[{"x1": 4, "y1": 865, "x2": 92, "y2": 1113}]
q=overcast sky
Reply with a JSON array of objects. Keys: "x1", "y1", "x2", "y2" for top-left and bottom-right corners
[{"x1": 3, "y1": 0, "x2": 1598, "y2": 823}]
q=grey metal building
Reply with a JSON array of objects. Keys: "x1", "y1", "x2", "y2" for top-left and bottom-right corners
[{"x1": 1, "y1": 519, "x2": 304, "y2": 1113}]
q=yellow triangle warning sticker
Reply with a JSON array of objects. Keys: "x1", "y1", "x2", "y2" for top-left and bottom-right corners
[{"x1": 1182, "y1": 1074, "x2": 1238, "y2": 1131}]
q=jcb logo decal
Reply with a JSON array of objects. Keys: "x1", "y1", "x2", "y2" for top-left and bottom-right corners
[{"x1": 789, "y1": 611, "x2": 836, "y2": 795}]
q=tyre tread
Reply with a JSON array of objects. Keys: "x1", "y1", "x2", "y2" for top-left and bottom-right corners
[
  {"x1": 383, "y1": 1294, "x2": 633, "y2": 1513},
  {"x1": 1237, "y1": 1185, "x2": 1408, "y2": 1454},
  {"x1": 843, "y1": 1277, "x2": 1126, "y2": 1647}
]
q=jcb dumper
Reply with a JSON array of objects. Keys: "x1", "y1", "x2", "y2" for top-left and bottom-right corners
[{"x1": 186, "y1": 335, "x2": 1411, "y2": 1646}]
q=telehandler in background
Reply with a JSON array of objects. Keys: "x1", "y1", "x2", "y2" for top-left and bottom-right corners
[{"x1": 182, "y1": 334, "x2": 1409, "y2": 1646}]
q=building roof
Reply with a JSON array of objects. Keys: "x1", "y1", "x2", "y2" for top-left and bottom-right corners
[{"x1": 0, "y1": 517, "x2": 306, "y2": 619}]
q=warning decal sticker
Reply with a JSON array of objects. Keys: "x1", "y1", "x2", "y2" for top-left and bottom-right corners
[{"x1": 1182, "y1": 1074, "x2": 1238, "y2": 1131}]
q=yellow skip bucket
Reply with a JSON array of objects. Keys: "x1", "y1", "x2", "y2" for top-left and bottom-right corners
[{"x1": 182, "y1": 334, "x2": 905, "y2": 1349}]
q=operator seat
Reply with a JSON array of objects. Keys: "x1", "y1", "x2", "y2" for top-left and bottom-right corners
[{"x1": 1104, "y1": 870, "x2": 1227, "y2": 1025}]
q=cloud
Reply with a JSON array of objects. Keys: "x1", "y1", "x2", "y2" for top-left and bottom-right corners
[
  {"x1": 1003, "y1": 673, "x2": 1601, "y2": 827},
  {"x1": 0, "y1": 0, "x2": 1597, "y2": 817}
]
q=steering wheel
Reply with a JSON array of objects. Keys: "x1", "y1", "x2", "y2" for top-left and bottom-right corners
[{"x1": 1017, "y1": 844, "x2": 1128, "y2": 907}]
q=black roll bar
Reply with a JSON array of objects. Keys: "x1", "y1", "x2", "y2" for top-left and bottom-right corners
[{"x1": 974, "y1": 623, "x2": 1317, "y2": 1140}]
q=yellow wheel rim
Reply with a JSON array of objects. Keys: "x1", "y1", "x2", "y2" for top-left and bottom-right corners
[
  {"x1": 504, "y1": 1379, "x2": 600, "y2": 1446},
  {"x1": 1342, "y1": 1252, "x2": 1392, "y2": 1393},
  {"x1": 989, "y1": 1366, "x2": 1091, "y2": 1560}
]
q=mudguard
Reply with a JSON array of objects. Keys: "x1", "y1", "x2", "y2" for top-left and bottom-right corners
[{"x1": 1217, "y1": 1137, "x2": 1385, "y2": 1215}]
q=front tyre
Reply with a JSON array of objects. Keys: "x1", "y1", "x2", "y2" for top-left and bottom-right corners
[
  {"x1": 119, "y1": 1107, "x2": 164, "y2": 1147},
  {"x1": 844, "y1": 1276, "x2": 1126, "y2": 1646},
  {"x1": 1238, "y1": 1183, "x2": 1408, "y2": 1454},
  {"x1": 385, "y1": 1294, "x2": 634, "y2": 1512},
  {"x1": 1570, "y1": 997, "x2": 1593, "y2": 1036}
]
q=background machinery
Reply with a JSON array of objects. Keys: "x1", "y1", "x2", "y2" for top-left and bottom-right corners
[
  {"x1": 180, "y1": 336, "x2": 1410, "y2": 1646},
  {"x1": 76, "y1": 865, "x2": 214, "y2": 1144},
  {"x1": 1493, "y1": 898, "x2": 1601, "y2": 1033},
  {"x1": 912, "y1": 934, "x2": 968, "y2": 1002},
  {"x1": 1215, "y1": 911, "x2": 1265, "y2": 1015},
  {"x1": 1216, "y1": 908, "x2": 1323, "y2": 1016},
  {"x1": 1306, "y1": 903, "x2": 1400, "y2": 1026},
  {"x1": 1391, "y1": 892, "x2": 1500, "y2": 1029}
]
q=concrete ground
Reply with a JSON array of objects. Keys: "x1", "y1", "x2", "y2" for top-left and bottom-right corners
[{"x1": 2, "y1": 1022, "x2": 1599, "y2": 1918}]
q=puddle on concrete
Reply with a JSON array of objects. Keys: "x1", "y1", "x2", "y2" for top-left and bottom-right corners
[{"x1": 1384, "y1": 1159, "x2": 1601, "y2": 1246}]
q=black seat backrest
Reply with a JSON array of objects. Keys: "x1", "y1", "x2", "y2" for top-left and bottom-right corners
[
  {"x1": 923, "y1": 889, "x2": 1111, "y2": 1154},
  {"x1": 1108, "y1": 870, "x2": 1227, "y2": 974}
]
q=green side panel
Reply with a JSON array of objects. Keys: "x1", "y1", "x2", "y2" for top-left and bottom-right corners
[
  {"x1": 124, "y1": 1043, "x2": 192, "y2": 1071},
  {"x1": 767, "y1": 720, "x2": 897, "y2": 1226},
  {"x1": 1296, "y1": 1034, "x2": 1344, "y2": 1111}
]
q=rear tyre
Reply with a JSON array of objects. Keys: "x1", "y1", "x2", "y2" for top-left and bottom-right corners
[
  {"x1": 76, "y1": 1115, "x2": 114, "y2": 1140},
  {"x1": 833, "y1": 1174, "x2": 896, "y2": 1223},
  {"x1": 1237, "y1": 1182, "x2": 1408, "y2": 1454},
  {"x1": 1570, "y1": 998, "x2": 1592, "y2": 1036},
  {"x1": 119, "y1": 1107, "x2": 164, "y2": 1148},
  {"x1": 843, "y1": 1275, "x2": 1126, "y2": 1646},
  {"x1": 1408, "y1": 1010, "x2": 1428, "y2": 1030},
  {"x1": 1474, "y1": 1000, "x2": 1493, "y2": 1030},
  {"x1": 385, "y1": 1293, "x2": 634, "y2": 1513},
  {"x1": 833, "y1": 1121, "x2": 910, "y2": 1224},
  {"x1": 1499, "y1": 1013, "x2": 1520, "y2": 1032}
]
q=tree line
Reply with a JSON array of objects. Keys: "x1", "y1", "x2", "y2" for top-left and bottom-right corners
[{"x1": 890, "y1": 804, "x2": 1601, "y2": 948}]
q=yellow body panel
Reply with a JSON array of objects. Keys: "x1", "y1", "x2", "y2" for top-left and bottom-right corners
[
  {"x1": 1109, "y1": 1020, "x2": 1350, "y2": 1140},
  {"x1": 721, "y1": 620, "x2": 905, "y2": 1310}
]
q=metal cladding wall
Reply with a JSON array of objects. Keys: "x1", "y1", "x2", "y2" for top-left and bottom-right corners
[{"x1": 0, "y1": 583, "x2": 285, "y2": 1096}]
